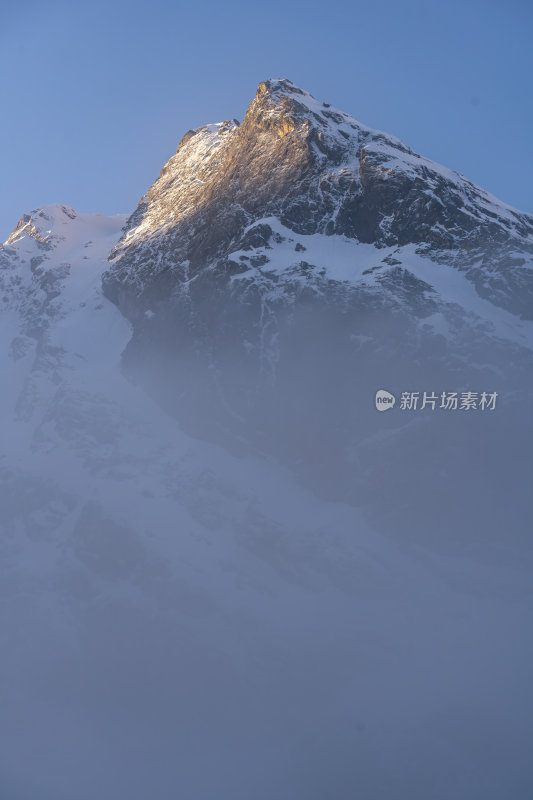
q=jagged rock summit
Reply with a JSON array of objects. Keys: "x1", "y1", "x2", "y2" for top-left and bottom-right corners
[{"x1": 103, "y1": 78, "x2": 533, "y2": 321}]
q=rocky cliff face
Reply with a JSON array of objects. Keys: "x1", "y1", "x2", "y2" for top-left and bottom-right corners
[{"x1": 103, "y1": 78, "x2": 533, "y2": 319}]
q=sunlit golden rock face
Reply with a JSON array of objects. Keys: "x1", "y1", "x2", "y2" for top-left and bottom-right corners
[
  {"x1": 103, "y1": 78, "x2": 533, "y2": 326},
  {"x1": 252, "y1": 82, "x2": 298, "y2": 137}
]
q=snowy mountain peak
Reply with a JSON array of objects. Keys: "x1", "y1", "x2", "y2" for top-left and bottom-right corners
[
  {"x1": 5, "y1": 204, "x2": 79, "y2": 247},
  {"x1": 255, "y1": 78, "x2": 361, "y2": 125},
  {"x1": 0, "y1": 204, "x2": 130, "y2": 431},
  {"x1": 104, "y1": 80, "x2": 533, "y2": 326},
  {"x1": 3, "y1": 205, "x2": 126, "y2": 258},
  {"x1": 254, "y1": 77, "x2": 354, "y2": 123},
  {"x1": 251, "y1": 78, "x2": 410, "y2": 153},
  {"x1": 0, "y1": 206, "x2": 128, "y2": 354},
  {"x1": 254, "y1": 77, "x2": 328, "y2": 115}
]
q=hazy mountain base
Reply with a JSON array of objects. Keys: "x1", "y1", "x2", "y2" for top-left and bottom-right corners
[
  {"x1": 122, "y1": 260, "x2": 533, "y2": 549},
  {"x1": 1, "y1": 269, "x2": 532, "y2": 800},
  {"x1": 1, "y1": 361, "x2": 532, "y2": 800}
]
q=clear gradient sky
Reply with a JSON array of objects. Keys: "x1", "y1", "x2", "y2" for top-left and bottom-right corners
[{"x1": 1, "y1": 0, "x2": 531, "y2": 241}]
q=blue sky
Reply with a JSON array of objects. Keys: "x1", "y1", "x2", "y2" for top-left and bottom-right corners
[{"x1": 1, "y1": 0, "x2": 531, "y2": 240}]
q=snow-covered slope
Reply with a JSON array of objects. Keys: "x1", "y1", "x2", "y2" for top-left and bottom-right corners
[
  {"x1": 1, "y1": 205, "x2": 130, "y2": 420},
  {"x1": 227, "y1": 216, "x2": 533, "y2": 352}
]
